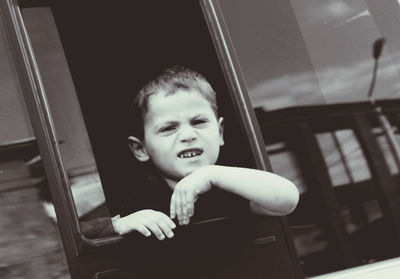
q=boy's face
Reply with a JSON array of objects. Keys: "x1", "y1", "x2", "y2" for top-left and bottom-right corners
[{"x1": 130, "y1": 89, "x2": 224, "y2": 183}]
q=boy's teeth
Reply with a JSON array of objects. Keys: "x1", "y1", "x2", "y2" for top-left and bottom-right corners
[{"x1": 179, "y1": 150, "x2": 202, "y2": 158}]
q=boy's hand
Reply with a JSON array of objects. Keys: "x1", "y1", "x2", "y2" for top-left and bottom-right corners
[
  {"x1": 112, "y1": 210, "x2": 176, "y2": 240},
  {"x1": 170, "y1": 167, "x2": 212, "y2": 225}
]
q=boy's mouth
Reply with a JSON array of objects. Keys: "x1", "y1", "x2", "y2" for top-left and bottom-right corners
[{"x1": 177, "y1": 148, "x2": 203, "y2": 159}]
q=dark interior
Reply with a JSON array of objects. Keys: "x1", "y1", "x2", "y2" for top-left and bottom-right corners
[{"x1": 50, "y1": 1, "x2": 255, "y2": 214}]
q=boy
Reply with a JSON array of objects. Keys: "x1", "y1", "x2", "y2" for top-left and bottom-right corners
[{"x1": 112, "y1": 65, "x2": 299, "y2": 240}]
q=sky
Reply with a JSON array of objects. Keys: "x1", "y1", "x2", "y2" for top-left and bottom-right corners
[{"x1": 219, "y1": 0, "x2": 400, "y2": 110}]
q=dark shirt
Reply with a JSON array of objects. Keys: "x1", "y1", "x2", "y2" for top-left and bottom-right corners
[
  {"x1": 81, "y1": 173, "x2": 249, "y2": 237},
  {"x1": 82, "y1": 174, "x2": 251, "y2": 279},
  {"x1": 119, "y1": 174, "x2": 249, "y2": 222},
  {"x1": 121, "y1": 175, "x2": 251, "y2": 279}
]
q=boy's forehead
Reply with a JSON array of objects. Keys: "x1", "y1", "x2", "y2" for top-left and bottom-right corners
[
  {"x1": 147, "y1": 88, "x2": 209, "y2": 109},
  {"x1": 144, "y1": 89, "x2": 214, "y2": 121},
  {"x1": 151, "y1": 88, "x2": 200, "y2": 99}
]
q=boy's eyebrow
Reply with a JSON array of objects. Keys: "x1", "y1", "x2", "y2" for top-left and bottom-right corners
[
  {"x1": 151, "y1": 113, "x2": 213, "y2": 130},
  {"x1": 154, "y1": 120, "x2": 179, "y2": 130},
  {"x1": 191, "y1": 113, "x2": 210, "y2": 119}
]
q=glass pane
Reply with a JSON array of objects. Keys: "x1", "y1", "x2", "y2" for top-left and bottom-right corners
[
  {"x1": 20, "y1": 7, "x2": 114, "y2": 239},
  {"x1": 219, "y1": 0, "x2": 400, "y2": 276},
  {"x1": 219, "y1": 0, "x2": 400, "y2": 110},
  {"x1": 375, "y1": 127, "x2": 400, "y2": 175},
  {"x1": 316, "y1": 130, "x2": 371, "y2": 186},
  {"x1": 290, "y1": 0, "x2": 400, "y2": 104},
  {"x1": 266, "y1": 142, "x2": 307, "y2": 193},
  {"x1": 0, "y1": 14, "x2": 70, "y2": 277}
]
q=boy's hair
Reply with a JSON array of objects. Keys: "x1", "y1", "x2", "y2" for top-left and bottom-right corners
[{"x1": 131, "y1": 65, "x2": 218, "y2": 139}]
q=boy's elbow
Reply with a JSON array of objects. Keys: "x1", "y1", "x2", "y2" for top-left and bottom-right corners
[
  {"x1": 281, "y1": 182, "x2": 300, "y2": 215},
  {"x1": 272, "y1": 174, "x2": 299, "y2": 215},
  {"x1": 271, "y1": 196, "x2": 299, "y2": 216},
  {"x1": 251, "y1": 181, "x2": 299, "y2": 216}
]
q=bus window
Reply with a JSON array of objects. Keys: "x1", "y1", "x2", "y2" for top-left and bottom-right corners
[
  {"x1": 19, "y1": 4, "x2": 258, "y2": 239},
  {"x1": 20, "y1": 6, "x2": 115, "y2": 239},
  {"x1": 0, "y1": 13, "x2": 70, "y2": 276},
  {"x1": 3, "y1": 1, "x2": 302, "y2": 278},
  {"x1": 218, "y1": 0, "x2": 400, "y2": 276}
]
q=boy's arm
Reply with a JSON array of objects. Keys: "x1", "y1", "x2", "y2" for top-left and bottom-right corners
[
  {"x1": 205, "y1": 165, "x2": 299, "y2": 216},
  {"x1": 170, "y1": 165, "x2": 299, "y2": 225}
]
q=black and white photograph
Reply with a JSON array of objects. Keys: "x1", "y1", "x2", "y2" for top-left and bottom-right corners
[{"x1": 1, "y1": 0, "x2": 400, "y2": 278}]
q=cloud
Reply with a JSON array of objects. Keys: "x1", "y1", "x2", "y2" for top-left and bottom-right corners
[
  {"x1": 305, "y1": 1, "x2": 353, "y2": 22},
  {"x1": 325, "y1": 1, "x2": 352, "y2": 17},
  {"x1": 334, "y1": 9, "x2": 370, "y2": 28},
  {"x1": 249, "y1": 52, "x2": 400, "y2": 110}
]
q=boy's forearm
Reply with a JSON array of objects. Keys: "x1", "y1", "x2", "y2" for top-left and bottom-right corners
[{"x1": 201, "y1": 165, "x2": 299, "y2": 216}]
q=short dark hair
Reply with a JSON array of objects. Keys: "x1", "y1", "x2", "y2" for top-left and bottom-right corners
[{"x1": 130, "y1": 65, "x2": 218, "y2": 139}]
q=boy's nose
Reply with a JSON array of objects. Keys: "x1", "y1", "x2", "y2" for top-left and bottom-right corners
[{"x1": 179, "y1": 126, "x2": 197, "y2": 142}]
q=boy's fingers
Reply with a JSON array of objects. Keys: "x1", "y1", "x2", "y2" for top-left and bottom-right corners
[
  {"x1": 159, "y1": 212, "x2": 176, "y2": 230},
  {"x1": 170, "y1": 194, "x2": 176, "y2": 219},
  {"x1": 174, "y1": 193, "x2": 183, "y2": 225},
  {"x1": 164, "y1": 215, "x2": 176, "y2": 229},
  {"x1": 181, "y1": 191, "x2": 189, "y2": 225},
  {"x1": 157, "y1": 219, "x2": 175, "y2": 239},
  {"x1": 185, "y1": 191, "x2": 195, "y2": 218},
  {"x1": 135, "y1": 224, "x2": 151, "y2": 237},
  {"x1": 145, "y1": 221, "x2": 165, "y2": 240},
  {"x1": 181, "y1": 191, "x2": 191, "y2": 225}
]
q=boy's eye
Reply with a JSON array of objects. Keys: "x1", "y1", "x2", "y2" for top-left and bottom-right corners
[
  {"x1": 159, "y1": 126, "x2": 176, "y2": 134},
  {"x1": 191, "y1": 119, "x2": 208, "y2": 126}
]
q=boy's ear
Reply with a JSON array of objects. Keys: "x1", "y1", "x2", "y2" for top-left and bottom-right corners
[
  {"x1": 128, "y1": 136, "x2": 150, "y2": 162},
  {"x1": 218, "y1": 117, "x2": 224, "y2": 146}
]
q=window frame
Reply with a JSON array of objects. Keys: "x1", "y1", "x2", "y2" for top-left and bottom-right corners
[{"x1": 0, "y1": 1, "x2": 297, "y2": 272}]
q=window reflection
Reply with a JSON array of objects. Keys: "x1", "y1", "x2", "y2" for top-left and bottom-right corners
[
  {"x1": 219, "y1": 0, "x2": 400, "y2": 110},
  {"x1": 316, "y1": 130, "x2": 371, "y2": 186},
  {"x1": 0, "y1": 15, "x2": 70, "y2": 275},
  {"x1": 290, "y1": 0, "x2": 400, "y2": 105},
  {"x1": 21, "y1": 7, "x2": 113, "y2": 238},
  {"x1": 375, "y1": 127, "x2": 400, "y2": 175},
  {"x1": 220, "y1": 0, "x2": 400, "y2": 276},
  {"x1": 266, "y1": 143, "x2": 307, "y2": 194}
]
